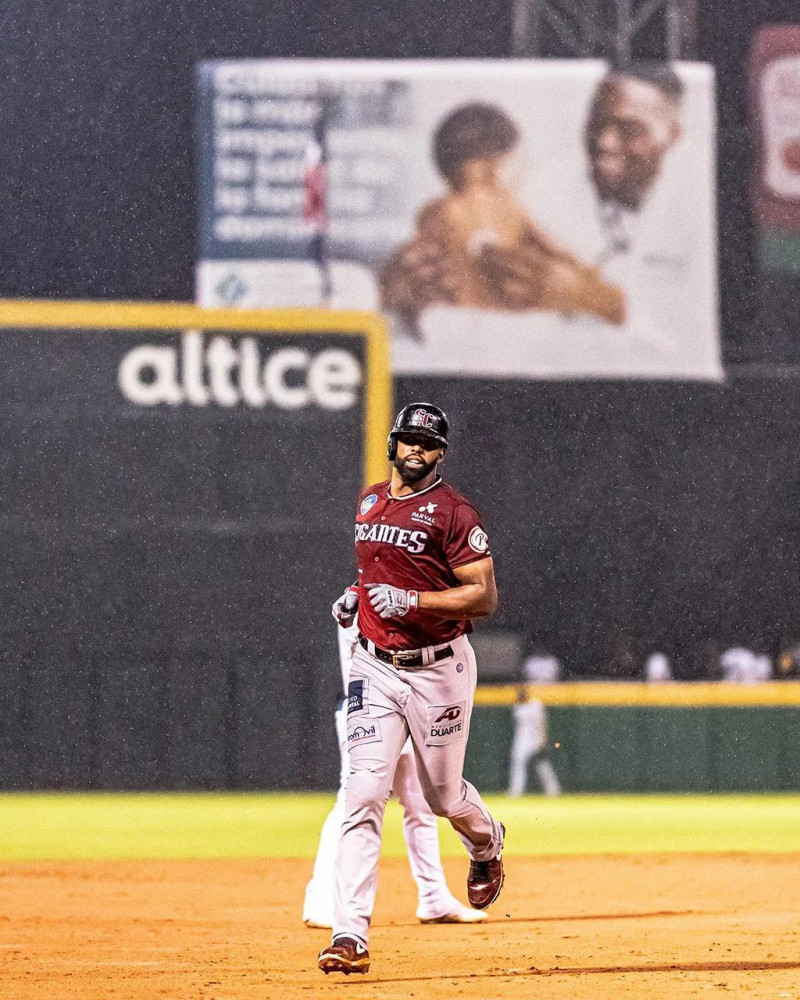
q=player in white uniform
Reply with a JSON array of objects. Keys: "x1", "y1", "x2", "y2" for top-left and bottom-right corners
[
  {"x1": 303, "y1": 615, "x2": 485, "y2": 927},
  {"x1": 506, "y1": 652, "x2": 562, "y2": 797},
  {"x1": 507, "y1": 687, "x2": 561, "y2": 797}
]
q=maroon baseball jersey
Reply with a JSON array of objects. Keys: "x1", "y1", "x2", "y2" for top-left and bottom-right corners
[{"x1": 354, "y1": 477, "x2": 491, "y2": 650}]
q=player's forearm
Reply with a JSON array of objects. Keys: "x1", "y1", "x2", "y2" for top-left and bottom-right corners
[{"x1": 417, "y1": 582, "x2": 497, "y2": 620}]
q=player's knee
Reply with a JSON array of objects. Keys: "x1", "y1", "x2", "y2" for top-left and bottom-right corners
[
  {"x1": 345, "y1": 768, "x2": 390, "y2": 822},
  {"x1": 422, "y1": 781, "x2": 462, "y2": 818}
]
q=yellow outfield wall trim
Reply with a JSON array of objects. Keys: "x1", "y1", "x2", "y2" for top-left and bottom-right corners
[
  {"x1": 0, "y1": 298, "x2": 392, "y2": 486},
  {"x1": 474, "y1": 680, "x2": 800, "y2": 707}
]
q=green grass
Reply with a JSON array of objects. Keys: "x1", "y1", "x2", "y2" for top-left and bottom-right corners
[{"x1": 1, "y1": 792, "x2": 800, "y2": 862}]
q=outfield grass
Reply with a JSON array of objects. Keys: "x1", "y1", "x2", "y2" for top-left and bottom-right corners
[{"x1": 1, "y1": 792, "x2": 800, "y2": 862}]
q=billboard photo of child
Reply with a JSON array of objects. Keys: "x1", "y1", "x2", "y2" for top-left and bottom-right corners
[{"x1": 380, "y1": 102, "x2": 624, "y2": 335}]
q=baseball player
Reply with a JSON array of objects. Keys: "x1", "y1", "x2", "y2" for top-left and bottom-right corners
[
  {"x1": 507, "y1": 652, "x2": 562, "y2": 797},
  {"x1": 303, "y1": 617, "x2": 486, "y2": 927},
  {"x1": 507, "y1": 686, "x2": 561, "y2": 797},
  {"x1": 318, "y1": 402, "x2": 505, "y2": 976}
]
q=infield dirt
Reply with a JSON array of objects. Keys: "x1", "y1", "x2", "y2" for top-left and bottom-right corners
[{"x1": 2, "y1": 854, "x2": 799, "y2": 999}]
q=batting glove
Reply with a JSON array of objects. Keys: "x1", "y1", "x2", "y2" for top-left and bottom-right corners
[
  {"x1": 365, "y1": 583, "x2": 419, "y2": 619},
  {"x1": 332, "y1": 586, "x2": 359, "y2": 628}
]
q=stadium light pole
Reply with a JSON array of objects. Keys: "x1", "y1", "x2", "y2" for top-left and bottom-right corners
[{"x1": 511, "y1": 0, "x2": 698, "y2": 59}]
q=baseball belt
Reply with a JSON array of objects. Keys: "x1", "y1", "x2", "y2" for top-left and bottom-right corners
[{"x1": 358, "y1": 635, "x2": 454, "y2": 669}]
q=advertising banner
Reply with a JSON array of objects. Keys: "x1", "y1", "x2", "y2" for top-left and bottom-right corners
[
  {"x1": 0, "y1": 301, "x2": 392, "y2": 789},
  {"x1": 751, "y1": 26, "x2": 800, "y2": 361},
  {"x1": 197, "y1": 59, "x2": 721, "y2": 381},
  {"x1": 0, "y1": 300, "x2": 389, "y2": 648}
]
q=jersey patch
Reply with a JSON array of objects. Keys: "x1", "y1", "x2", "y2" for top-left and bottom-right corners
[
  {"x1": 347, "y1": 678, "x2": 368, "y2": 715},
  {"x1": 360, "y1": 493, "x2": 379, "y2": 515},
  {"x1": 424, "y1": 702, "x2": 466, "y2": 746},
  {"x1": 411, "y1": 501, "x2": 438, "y2": 526},
  {"x1": 347, "y1": 719, "x2": 382, "y2": 748},
  {"x1": 468, "y1": 526, "x2": 489, "y2": 554}
]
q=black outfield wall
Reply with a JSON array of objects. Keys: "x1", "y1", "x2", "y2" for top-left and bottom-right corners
[{"x1": 2, "y1": 352, "x2": 798, "y2": 789}]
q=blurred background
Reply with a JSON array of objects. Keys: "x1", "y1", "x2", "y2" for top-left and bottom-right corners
[{"x1": 2, "y1": 0, "x2": 800, "y2": 797}]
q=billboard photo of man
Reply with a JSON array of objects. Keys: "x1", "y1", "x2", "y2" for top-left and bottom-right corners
[{"x1": 479, "y1": 65, "x2": 686, "y2": 300}]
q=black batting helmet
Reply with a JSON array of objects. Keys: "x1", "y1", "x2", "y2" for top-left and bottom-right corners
[{"x1": 387, "y1": 402, "x2": 449, "y2": 460}]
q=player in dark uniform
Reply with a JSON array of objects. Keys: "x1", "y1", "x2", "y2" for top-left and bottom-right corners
[{"x1": 318, "y1": 402, "x2": 505, "y2": 976}]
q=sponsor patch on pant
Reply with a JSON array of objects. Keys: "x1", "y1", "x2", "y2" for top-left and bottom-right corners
[
  {"x1": 347, "y1": 719, "x2": 382, "y2": 748},
  {"x1": 424, "y1": 702, "x2": 466, "y2": 746},
  {"x1": 347, "y1": 677, "x2": 368, "y2": 715}
]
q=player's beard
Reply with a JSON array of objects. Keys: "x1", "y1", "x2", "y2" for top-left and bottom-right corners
[{"x1": 394, "y1": 453, "x2": 438, "y2": 485}]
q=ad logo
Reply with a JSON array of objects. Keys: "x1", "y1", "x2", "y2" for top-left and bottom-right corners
[
  {"x1": 118, "y1": 331, "x2": 361, "y2": 411},
  {"x1": 425, "y1": 701, "x2": 466, "y2": 745},
  {"x1": 215, "y1": 273, "x2": 248, "y2": 305},
  {"x1": 348, "y1": 724, "x2": 376, "y2": 742},
  {"x1": 347, "y1": 720, "x2": 382, "y2": 747},
  {"x1": 412, "y1": 500, "x2": 438, "y2": 526},
  {"x1": 347, "y1": 678, "x2": 366, "y2": 715}
]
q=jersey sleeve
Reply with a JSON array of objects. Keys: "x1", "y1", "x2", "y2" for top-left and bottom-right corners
[{"x1": 445, "y1": 502, "x2": 491, "y2": 568}]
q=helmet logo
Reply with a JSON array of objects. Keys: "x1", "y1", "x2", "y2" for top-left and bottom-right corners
[{"x1": 413, "y1": 408, "x2": 436, "y2": 429}]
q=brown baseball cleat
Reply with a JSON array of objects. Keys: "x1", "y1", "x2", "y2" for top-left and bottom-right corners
[
  {"x1": 318, "y1": 936, "x2": 370, "y2": 975},
  {"x1": 467, "y1": 824, "x2": 505, "y2": 909}
]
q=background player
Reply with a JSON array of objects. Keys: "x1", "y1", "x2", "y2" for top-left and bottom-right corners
[
  {"x1": 507, "y1": 685, "x2": 561, "y2": 797},
  {"x1": 303, "y1": 613, "x2": 486, "y2": 927},
  {"x1": 318, "y1": 402, "x2": 505, "y2": 976},
  {"x1": 507, "y1": 649, "x2": 562, "y2": 797}
]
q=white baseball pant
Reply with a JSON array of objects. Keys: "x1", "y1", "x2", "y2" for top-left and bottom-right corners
[
  {"x1": 302, "y1": 706, "x2": 469, "y2": 923},
  {"x1": 303, "y1": 619, "x2": 470, "y2": 924},
  {"x1": 333, "y1": 633, "x2": 503, "y2": 946}
]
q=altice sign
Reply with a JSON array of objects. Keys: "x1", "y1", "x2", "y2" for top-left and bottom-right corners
[{"x1": 117, "y1": 330, "x2": 362, "y2": 410}]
